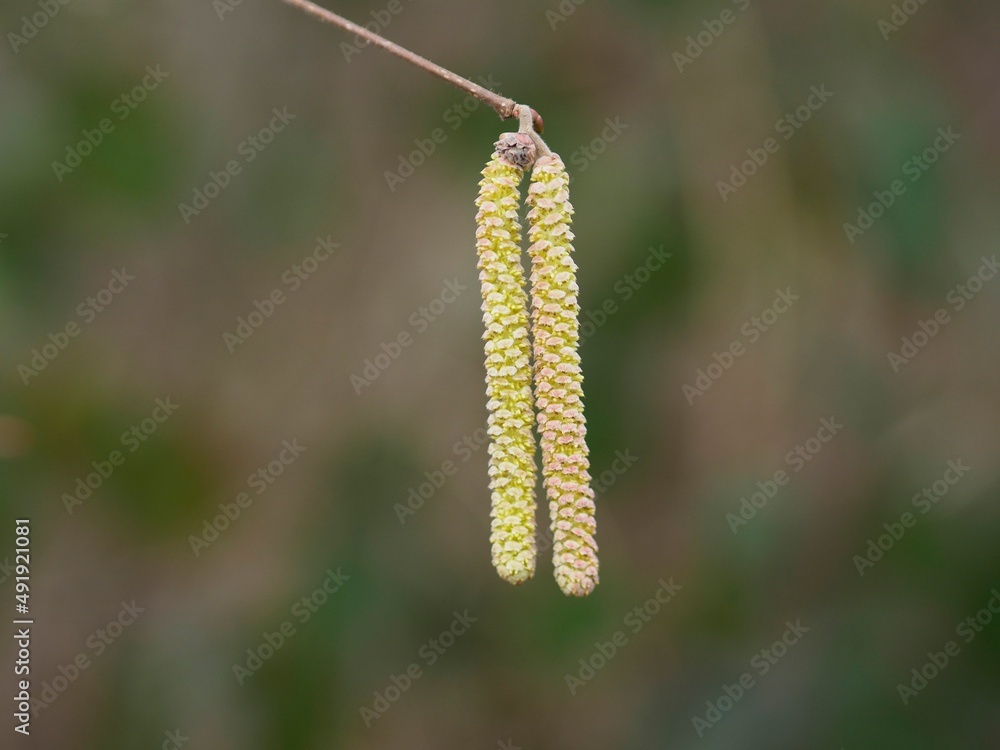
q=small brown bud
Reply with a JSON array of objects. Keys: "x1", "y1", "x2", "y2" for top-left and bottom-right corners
[
  {"x1": 495, "y1": 132, "x2": 538, "y2": 170},
  {"x1": 529, "y1": 108, "x2": 544, "y2": 134}
]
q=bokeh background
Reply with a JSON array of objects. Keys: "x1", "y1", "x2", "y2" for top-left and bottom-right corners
[{"x1": 2, "y1": 0, "x2": 999, "y2": 747}]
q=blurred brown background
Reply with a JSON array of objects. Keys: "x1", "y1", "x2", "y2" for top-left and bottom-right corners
[{"x1": 1, "y1": 0, "x2": 999, "y2": 747}]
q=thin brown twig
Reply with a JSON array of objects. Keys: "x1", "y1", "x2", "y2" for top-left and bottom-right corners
[{"x1": 276, "y1": 0, "x2": 544, "y2": 132}]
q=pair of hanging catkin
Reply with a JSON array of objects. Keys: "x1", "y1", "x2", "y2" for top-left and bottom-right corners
[{"x1": 474, "y1": 126, "x2": 598, "y2": 597}]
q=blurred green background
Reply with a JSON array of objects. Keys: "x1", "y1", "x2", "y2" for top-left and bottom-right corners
[{"x1": 2, "y1": 0, "x2": 999, "y2": 747}]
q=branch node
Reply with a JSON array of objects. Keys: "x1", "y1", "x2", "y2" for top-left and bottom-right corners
[{"x1": 517, "y1": 105, "x2": 552, "y2": 158}]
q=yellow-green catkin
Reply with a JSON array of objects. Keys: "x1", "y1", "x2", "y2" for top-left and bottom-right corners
[
  {"x1": 475, "y1": 151, "x2": 537, "y2": 584},
  {"x1": 526, "y1": 154, "x2": 599, "y2": 597}
]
